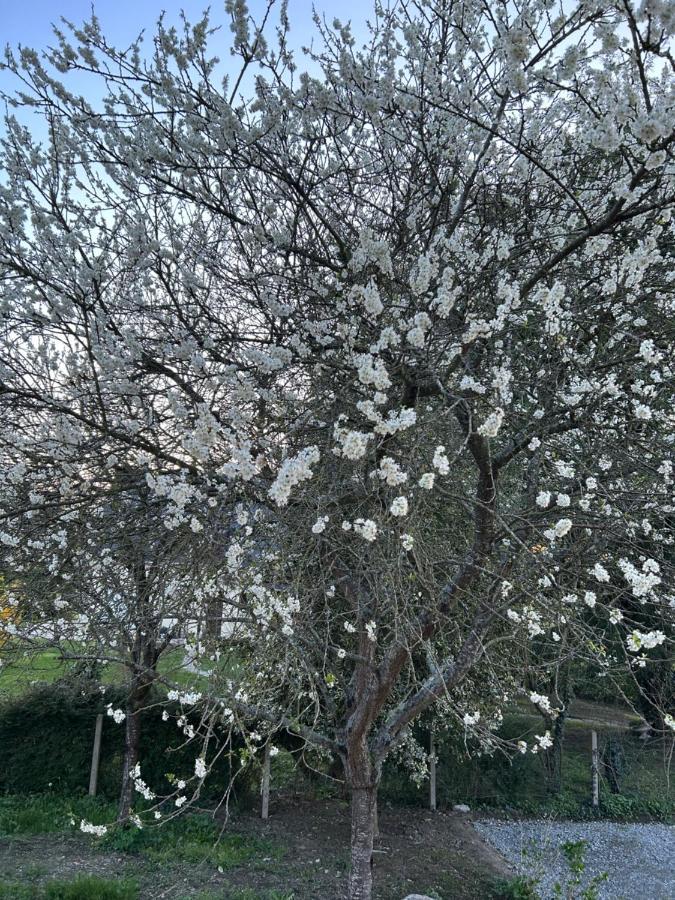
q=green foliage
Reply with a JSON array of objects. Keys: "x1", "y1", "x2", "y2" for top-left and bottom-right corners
[
  {"x1": 0, "y1": 878, "x2": 138, "y2": 900},
  {"x1": 381, "y1": 715, "x2": 675, "y2": 822},
  {"x1": 551, "y1": 840, "x2": 608, "y2": 900},
  {"x1": 494, "y1": 875, "x2": 540, "y2": 900},
  {"x1": 495, "y1": 840, "x2": 608, "y2": 900},
  {"x1": 0, "y1": 676, "x2": 253, "y2": 804}
]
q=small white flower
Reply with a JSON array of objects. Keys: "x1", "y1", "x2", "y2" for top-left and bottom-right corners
[
  {"x1": 591, "y1": 563, "x2": 610, "y2": 583},
  {"x1": 477, "y1": 407, "x2": 504, "y2": 437},
  {"x1": 418, "y1": 472, "x2": 435, "y2": 490},
  {"x1": 433, "y1": 446, "x2": 450, "y2": 475},
  {"x1": 390, "y1": 496, "x2": 409, "y2": 517},
  {"x1": 311, "y1": 515, "x2": 329, "y2": 534}
]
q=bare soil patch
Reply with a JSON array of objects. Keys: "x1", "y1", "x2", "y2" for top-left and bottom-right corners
[{"x1": 0, "y1": 798, "x2": 511, "y2": 899}]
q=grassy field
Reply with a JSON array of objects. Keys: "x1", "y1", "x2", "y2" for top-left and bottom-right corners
[{"x1": 0, "y1": 646, "x2": 206, "y2": 700}]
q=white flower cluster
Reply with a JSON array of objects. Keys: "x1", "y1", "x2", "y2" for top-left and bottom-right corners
[
  {"x1": 312, "y1": 515, "x2": 329, "y2": 534},
  {"x1": 339, "y1": 430, "x2": 370, "y2": 460},
  {"x1": 618, "y1": 558, "x2": 661, "y2": 599},
  {"x1": 590, "y1": 563, "x2": 610, "y2": 583},
  {"x1": 131, "y1": 763, "x2": 156, "y2": 800},
  {"x1": 477, "y1": 407, "x2": 504, "y2": 438},
  {"x1": 80, "y1": 820, "x2": 107, "y2": 837},
  {"x1": 353, "y1": 519, "x2": 378, "y2": 542},
  {"x1": 433, "y1": 446, "x2": 450, "y2": 475},
  {"x1": 418, "y1": 472, "x2": 435, "y2": 490},
  {"x1": 390, "y1": 496, "x2": 409, "y2": 517},
  {"x1": 167, "y1": 690, "x2": 202, "y2": 705},
  {"x1": 354, "y1": 353, "x2": 391, "y2": 390},
  {"x1": 106, "y1": 705, "x2": 126, "y2": 724},
  {"x1": 544, "y1": 518, "x2": 573, "y2": 541},
  {"x1": 529, "y1": 692, "x2": 557, "y2": 717},
  {"x1": 626, "y1": 630, "x2": 666, "y2": 653},
  {"x1": 195, "y1": 757, "x2": 207, "y2": 779},
  {"x1": 377, "y1": 456, "x2": 408, "y2": 486},
  {"x1": 268, "y1": 446, "x2": 320, "y2": 506}
]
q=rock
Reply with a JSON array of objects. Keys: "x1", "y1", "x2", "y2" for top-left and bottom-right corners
[{"x1": 453, "y1": 803, "x2": 471, "y2": 813}]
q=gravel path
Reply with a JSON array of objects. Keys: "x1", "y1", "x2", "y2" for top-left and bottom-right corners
[{"x1": 473, "y1": 819, "x2": 675, "y2": 899}]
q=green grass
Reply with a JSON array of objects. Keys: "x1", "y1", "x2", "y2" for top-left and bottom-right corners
[
  {"x1": 101, "y1": 813, "x2": 282, "y2": 870},
  {"x1": 0, "y1": 877, "x2": 138, "y2": 900},
  {"x1": 0, "y1": 645, "x2": 207, "y2": 700},
  {"x1": 0, "y1": 794, "x2": 282, "y2": 872},
  {"x1": 0, "y1": 795, "x2": 116, "y2": 836}
]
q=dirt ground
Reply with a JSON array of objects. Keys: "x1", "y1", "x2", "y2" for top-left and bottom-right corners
[{"x1": 0, "y1": 798, "x2": 512, "y2": 899}]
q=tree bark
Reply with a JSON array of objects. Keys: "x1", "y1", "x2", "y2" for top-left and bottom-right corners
[
  {"x1": 348, "y1": 783, "x2": 377, "y2": 900},
  {"x1": 118, "y1": 695, "x2": 143, "y2": 822},
  {"x1": 346, "y1": 744, "x2": 378, "y2": 900},
  {"x1": 118, "y1": 655, "x2": 156, "y2": 822},
  {"x1": 543, "y1": 711, "x2": 567, "y2": 795}
]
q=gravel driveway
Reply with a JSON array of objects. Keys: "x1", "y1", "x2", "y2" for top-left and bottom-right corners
[{"x1": 473, "y1": 819, "x2": 675, "y2": 899}]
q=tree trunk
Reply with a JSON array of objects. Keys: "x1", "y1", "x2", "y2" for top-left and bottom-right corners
[
  {"x1": 543, "y1": 711, "x2": 567, "y2": 795},
  {"x1": 346, "y1": 744, "x2": 378, "y2": 900},
  {"x1": 117, "y1": 667, "x2": 155, "y2": 822},
  {"x1": 118, "y1": 698, "x2": 142, "y2": 822},
  {"x1": 349, "y1": 784, "x2": 377, "y2": 900}
]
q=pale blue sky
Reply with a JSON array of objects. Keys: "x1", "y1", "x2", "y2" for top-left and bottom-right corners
[
  {"x1": 1, "y1": 1, "x2": 371, "y2": 136},
  {"x1": 1, "y1": 1, "x2": 369, "y2": 57}
]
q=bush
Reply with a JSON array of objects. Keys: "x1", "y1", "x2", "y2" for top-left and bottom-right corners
[{"x1": 0, "y1": 675, "x2": 254, "y2": 805}]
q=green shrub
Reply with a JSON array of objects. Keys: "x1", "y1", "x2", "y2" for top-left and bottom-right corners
[
  {"x1": 494, "y1": 875, "x2": 540, "y2": 900},
  {"x1": 0, "y1": 676, "x2": 253, "y2": 805}
]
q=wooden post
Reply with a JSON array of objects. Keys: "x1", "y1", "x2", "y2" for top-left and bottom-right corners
[
  {"x1": 591, "y1": 730, "x2": 599, "y2": 808},
  {"x1": 88, "y1": 713, "x2": 104, "y2": 797},
  {"x1": 430, "y1": 729, "x2": 437, "y2": 811},
  {"x1": 261, "y1": 742, "x2": 271, "y2": 819}
]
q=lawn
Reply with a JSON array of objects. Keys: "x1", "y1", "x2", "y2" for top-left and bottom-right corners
[{"x1": 0, "y1": 645, "x2": 207, "y2": 700}]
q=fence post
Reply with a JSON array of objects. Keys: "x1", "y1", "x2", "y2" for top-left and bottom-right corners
[
  {"x1": 261, "y1": 742, "x2": 271, "y2": 819},
  {"x1": 591, "y1": 730, "x2": 599, "y2": 807},
  {"x1": 430, "y1": 728, "x2": 437, "y2": 811},
  {"x1": 89, "y1": 713, "x2": 104, "y2": 797}
]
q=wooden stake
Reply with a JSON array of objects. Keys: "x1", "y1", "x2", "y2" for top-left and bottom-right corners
[
  {"x1": 88, "y1": 713, "x2": 104, "y2": 797},
  {"x1": 591, "y1": 730, "x2": 599, "y2": 807},
  {"x1": 261, "y1": 742, "x2": 271, "y2": 819},
  {"x1": 430, "y1": 729, "x2": 437, "y2": 811}
]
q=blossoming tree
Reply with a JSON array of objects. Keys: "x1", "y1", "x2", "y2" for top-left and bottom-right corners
[
  {"x1": 0, "y1": 459, "x2": 226, "y2": 820},
  {"x1": 0, "y1": 0, "x2": 673, "y2": 896}
]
